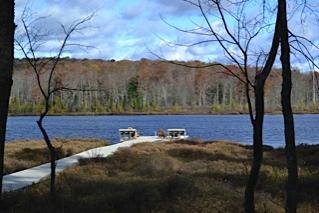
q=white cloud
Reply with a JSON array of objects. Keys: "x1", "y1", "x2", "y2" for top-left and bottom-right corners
[{"x1": 13, "y1": 0, "x2": 319, "y2": 71}]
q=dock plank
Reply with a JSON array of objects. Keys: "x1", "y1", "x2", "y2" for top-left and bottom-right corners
[{"x1": 3, "y1": 136, "x2": 160, "y2": 192}]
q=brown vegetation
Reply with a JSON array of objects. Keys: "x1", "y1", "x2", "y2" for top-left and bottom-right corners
[
  {"x1": 4, "y1": 139, "x2": 107, "y2": 175},
  {"x1": 10, "y1": 59, "x2": 319, "y2": 114},
  {"x1": 2, "y1": 140, "x2": 318, "y2": 212}
]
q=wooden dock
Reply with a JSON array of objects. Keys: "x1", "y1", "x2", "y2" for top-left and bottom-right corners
[{"x1": 2, "y1": 136, "x2": 161, "y2": 192}]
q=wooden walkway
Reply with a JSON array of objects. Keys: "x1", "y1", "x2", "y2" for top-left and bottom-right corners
[{"x1": 3, "y1": 136, "x2": 160, "y2": 192}]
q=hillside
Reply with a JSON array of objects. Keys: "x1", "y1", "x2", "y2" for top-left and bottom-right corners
[{"x1": 10, "y1": 58, "x2": 319, "y2": 114}]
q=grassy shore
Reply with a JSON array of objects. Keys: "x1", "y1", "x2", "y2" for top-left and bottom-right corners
[
  {"x1": 2, "y1": 140, "x2": 319, "y2": 212},
  {"x1": 8, "y1": 110, "x2": 319, "y2": 116},
  {"x1": 4, "y1": 139, "x2": 108, "y2": 175}
]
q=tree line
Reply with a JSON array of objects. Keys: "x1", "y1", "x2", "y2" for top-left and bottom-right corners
[{"x1": 9, "y1": 58, "x2": 319, "y2": 114}]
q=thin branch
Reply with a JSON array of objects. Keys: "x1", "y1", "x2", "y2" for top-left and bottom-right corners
[
  {"x1": 149, "y1": 48, "x2": 249, "y2": 86},
  {"x1": 49, "y1": 86, "x2": 104, "y2": 95}
]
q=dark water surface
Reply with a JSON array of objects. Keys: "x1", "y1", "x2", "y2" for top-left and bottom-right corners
[{"x1": 6, "y1": 114, "x2": 319, "y2": 147}]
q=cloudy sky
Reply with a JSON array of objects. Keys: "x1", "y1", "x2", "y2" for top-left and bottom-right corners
[{"x1": 15, "y1": 0, "x2": 319, "y2": 71}]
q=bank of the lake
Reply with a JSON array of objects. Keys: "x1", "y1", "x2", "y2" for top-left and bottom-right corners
[
  {"x1": 2, "y1": 140, "x2": 319, "y2": 212},
  {"x1": 7, "y1": 109, "x2": 319, "y2": 117}
]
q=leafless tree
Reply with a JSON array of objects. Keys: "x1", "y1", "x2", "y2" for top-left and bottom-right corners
[
  {"x1": 316, "y1": 72, "x2": 319, "y2": 98},
  {"x1": 156, "y1": 1, "x2": 281, "y2": 211},
  {"x1": 278, "y1": 1, "x2": 298, "y2": 212},
  {"x1": 159, "y1": 0, "x2": 319, "y2": 211},
  {"x1": 282, "y1": 1, "x2": 319, "y2": 211},
  {"x1": 15, "y1": 8, "x2": 94, "y2": 195},
  {"x1": 0, "y1": 0, "x2": 15, "y2": 201}
]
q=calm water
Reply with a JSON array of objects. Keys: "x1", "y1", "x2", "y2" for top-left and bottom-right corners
[{"x1": 6, "y1": 114, "x2": 319, "y2": 147}]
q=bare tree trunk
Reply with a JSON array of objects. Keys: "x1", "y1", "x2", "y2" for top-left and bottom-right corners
[
  {"x1": 312, "y1": 71, "x2": 316, "y2": 104},
  {"x1": 279, "y1": 0, "x2": 298, "y2": 212},
  {"x1": 0, "y1": 81, "x2": 13, "y2": 198},
  {"x1": 229, "y1": 84, "x2": 233, "y2": 106},
  {"x1": 37, "y1": 107, "x2": 57, "y2": 195},
  {"x1": 315, "y1": 73, "x2": 319, "y2": 101},
  {"x1": 244, "y1": 2, "x2": 281, "y2": 211},
  {"x1": 0, "y1": 0, "x2": 15, "y2": 200},
  {"x1": 216, "y1": 83, "x2": 219, "y2": 105},
  {"x1": 245, "y1": 81, "x2": 264, "y2": 213},
  {"x1": 222, "y1": 82, "x2": 226, "y2": 107}
]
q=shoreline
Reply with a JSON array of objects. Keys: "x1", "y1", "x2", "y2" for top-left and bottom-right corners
[{"x1": 8, "y1": 111, "x2": 319, "y2": 116}]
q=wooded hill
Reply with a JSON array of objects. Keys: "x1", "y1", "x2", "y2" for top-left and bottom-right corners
[{"x1": 9, "y1": 58, "x2": 319, "y2": 114}]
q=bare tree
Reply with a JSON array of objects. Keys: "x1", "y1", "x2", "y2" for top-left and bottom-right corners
[
  {"x1": 244, "y1": 6, "x2": 281, "y2": 212},
  {"x1": 15, "y1": 9, "x2": 93, "y2": 195},
  {"x1": 280, "y1": 1, "x2": 319, "y2": 211},
  {"x1": 0, "y1": 0, "x2": 15, "y2": 200},
  {"x1": 316, "y1": 72, "x2": 319, "y2": 99},
  {"x1": 159, "y1": 0, "x2": 319, "y2": 211},
  {"x1": 157, "y1": 1, "x2": 281, "y2": 211},
  {"x1": 279, "y1": 1, "x2": 298, "y2": 210}
]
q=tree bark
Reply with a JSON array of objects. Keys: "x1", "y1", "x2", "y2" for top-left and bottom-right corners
[
  {"x1": 244, "y1": 1, "x2": 281, "y2": 211},
  {"x1": 244, "y1": 82, "x2": 264, "y2": 213},
  {"x1": 0, "y1": 0, "x2": 15, "y2": 200},
  {"x1": 37, "y1": 112, "x2": 57, "y2": 195},
  {"x1": 279, "y1": 0, "x2": 298, "y2": 212}
]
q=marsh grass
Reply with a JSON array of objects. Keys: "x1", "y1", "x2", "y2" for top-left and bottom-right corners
[
  {"x1": 2, "y1": 140, "x2": 319, "y2": 212},
  {"x1": 4, "y1": 139, "x2": 107, "y2": 174}
]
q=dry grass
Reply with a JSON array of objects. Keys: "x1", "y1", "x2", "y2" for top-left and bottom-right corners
[
  {"x1": 2, "y1": 140, "x2": 319, "y2": 213},
  {"x1": 4, "y1": 138, "x2": 108, "y2": 174}
]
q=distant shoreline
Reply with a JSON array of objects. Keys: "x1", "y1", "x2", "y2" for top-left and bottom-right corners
[{"x1": 8, "y1": 111, "x2": 319, "y2": 116}]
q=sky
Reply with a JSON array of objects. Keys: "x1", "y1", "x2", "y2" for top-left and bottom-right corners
[{"x1": 14, "y1": 0, "x2": 319, "y2": 71}]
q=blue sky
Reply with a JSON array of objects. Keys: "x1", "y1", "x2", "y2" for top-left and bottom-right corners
[{"x1": 15, "y1": 0, "x2": 319, "y2": 71}]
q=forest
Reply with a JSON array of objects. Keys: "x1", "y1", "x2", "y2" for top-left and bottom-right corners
[{"x1": 9, "y1": 58, "x2": 319, "y2": 114}]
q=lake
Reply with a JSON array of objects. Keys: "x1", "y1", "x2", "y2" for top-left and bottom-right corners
[{"x1": 6, "y1": 114, "x2": 319, "y2": 147}]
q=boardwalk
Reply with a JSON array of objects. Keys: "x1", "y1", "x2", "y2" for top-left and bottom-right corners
[{"x1": 3, "y1": 136, "x2": 161, "y2": 192}]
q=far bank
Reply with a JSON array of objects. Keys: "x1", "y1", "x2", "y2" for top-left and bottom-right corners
[{"x1": 8, "y1": 109, "x2": 319, "y2": 117}]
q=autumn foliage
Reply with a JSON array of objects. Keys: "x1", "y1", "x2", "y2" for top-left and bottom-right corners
[{"x1": 9, "y1": 58, "x2": 318, "y2": 114}]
